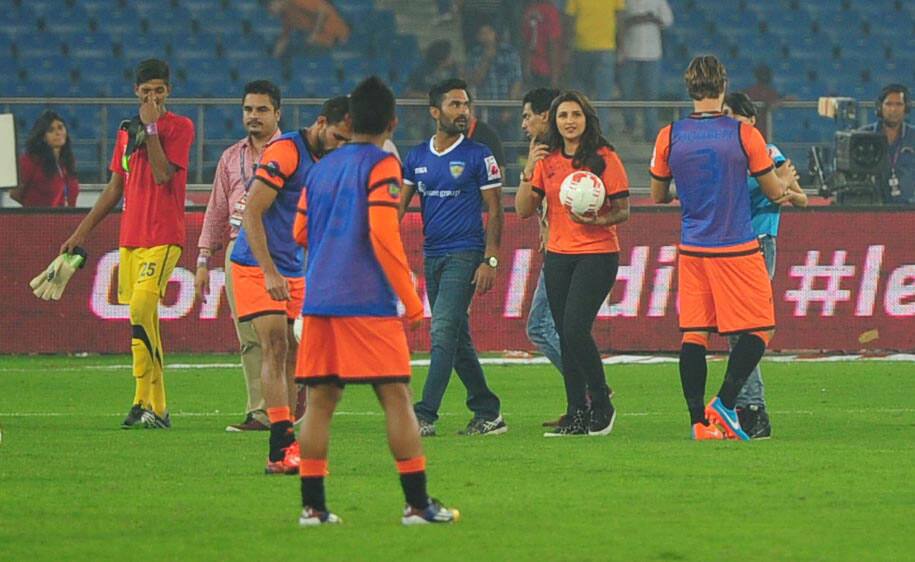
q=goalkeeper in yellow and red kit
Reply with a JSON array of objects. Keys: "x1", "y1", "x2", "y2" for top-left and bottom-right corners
[{"x1": 57, "y1": 59, "x2": 195, "y2": 429}]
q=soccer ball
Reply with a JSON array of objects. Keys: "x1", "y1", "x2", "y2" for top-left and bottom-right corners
[{"x1": 559, "y1": 171, "x2": 606, "y2": 216}]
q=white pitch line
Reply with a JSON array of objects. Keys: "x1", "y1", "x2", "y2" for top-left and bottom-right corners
[
  {"x1": 2, "y1": 408, "x2": 913, "y2": 418},
  {"x1": 1, "y1": 353, "x2": 914, "y2": 373}
]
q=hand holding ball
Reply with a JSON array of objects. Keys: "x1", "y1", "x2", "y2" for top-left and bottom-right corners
[{"x1": 559, "y1": 171, "x2": 606, "y2": 216}]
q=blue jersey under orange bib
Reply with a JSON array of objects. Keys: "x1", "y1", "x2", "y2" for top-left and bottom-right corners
[
  {"x1": 231, "y1": 130, "x2": 317, "y2": 277},
  {"x1": 300, "y1": 143, "x2": 402, "y2": 317},
  {"x1": 650, "y1": 113, "x2": 774, "y2": 248}
]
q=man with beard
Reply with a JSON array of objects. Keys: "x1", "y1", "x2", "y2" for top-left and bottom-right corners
[
  {"x1": 195, "y1": 80, "x2": 283, "y2": 433},
  {"x1": 399, "y1": 78, "x2": 507, "y2": 438},
  {"x1": 230, "y1": 95, "x2": 352, "y2": 473}
]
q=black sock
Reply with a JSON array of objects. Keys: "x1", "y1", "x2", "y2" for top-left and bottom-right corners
[
  {"x1": 680, "y1": 343, "x2": 708, "y2": 425},
  {"x1": 399, "y1": 471, "x2": 430, "y2": 510},
  {"x1": 269, "y1": 420, "x2": 294, "y2": 462},
  {"x1": 718, "y1": 334, "x2": 767, "y2": 409},
  {"x1": 300, "y1": 476, "x2": 327, "y2": 512}
]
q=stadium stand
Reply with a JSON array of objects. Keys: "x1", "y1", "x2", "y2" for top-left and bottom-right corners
[{"x1": 2, "y1": 0, "x2": 913, "y2": 184}]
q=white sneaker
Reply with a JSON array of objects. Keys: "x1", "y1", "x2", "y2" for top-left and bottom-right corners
[
  {"x1": 298, "y1": 507, "x2": 342, "y2": 526},
  {"x1": 401, "y1": 499, "x2": 460, "y2": 525}
]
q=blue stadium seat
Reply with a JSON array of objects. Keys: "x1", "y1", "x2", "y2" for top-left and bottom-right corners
[
  {"x1": 67, "y1": 33, "x2": 115, "y2": 60},
  {"x1": 91, "y1": 8, "x2": 141, "y2": 36},
  {"x1": 117, "y1": 35, "x2": 170, "y2": 64},
  {"x1": 171, "y1": 34, "x2": 219, "y2": 62},
  {"x1": 13, "y1": 33, "x2": 65, "y2": 59}
]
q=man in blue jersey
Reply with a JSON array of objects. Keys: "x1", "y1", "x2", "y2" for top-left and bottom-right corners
[
  {"x1": 231, "y1": 96, "x2": 351, "y2": 473},
  {"x1": 723, "y1": 92, "x2": 806, "y2": 439},
  {"x1": 650, "y1": 56, "x2": 793, "y2": 441},
  {"x1": 399, "y1": 78, "x2": 507, "y2": 437}
]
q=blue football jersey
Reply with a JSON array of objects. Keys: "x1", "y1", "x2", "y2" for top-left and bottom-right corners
[
  {"x1": 749, "y1": 144, "x2": 788, "y2": 237},
  {"x1": 403, "y1": 135, "x2": 502, "y2": 257}
]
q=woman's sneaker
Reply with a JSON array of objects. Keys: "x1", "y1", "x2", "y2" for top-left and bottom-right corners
[
  {"x1": 401, "y1": 498, "x2": 460, "y2": 525},
  {"x1": 298, "y1": 506, "x2": 342, "y2": 526},
  {"x1": 544, "y1": 409, "x2": 588, "y2": 437},
  {"x1": 588, "y1": 403, "x2": 617, "y2": 436}
]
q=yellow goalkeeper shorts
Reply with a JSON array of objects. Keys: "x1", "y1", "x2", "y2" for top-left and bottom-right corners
[{"x1": 118, "y1": 245, "x2": 182, "y2": 304}]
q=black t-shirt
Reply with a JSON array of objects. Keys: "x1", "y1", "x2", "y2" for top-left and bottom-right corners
[{"x1": 468, "y1": 118, "x2": 505, "y2": 169}]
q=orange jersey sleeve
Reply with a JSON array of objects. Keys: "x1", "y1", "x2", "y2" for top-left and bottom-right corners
[
  {"x1": 600, "y1": 148, "x2": 629, "y2": 200},
  {"x1": 740, "y1": 123, "x2": 775, "y2": 177},
  {"x1": 254, "y1": 138, "x2": 300, "y2": 191},
  {"x1": 649, "y1": 124, "x2": 673, "y2": 180},
  {"x1": 293, "y1": 187, "x2": 308, "y2": 247},
  {"x1": 366, "y1": 155, "x2": 422, "y2": 321}
]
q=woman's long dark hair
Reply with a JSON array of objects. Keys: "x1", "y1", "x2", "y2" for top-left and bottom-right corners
[
  {"x1": 25, "y1": 110, "x2": 76, "y2": 177},
  {"x1": 546, "y1": 91, "x2": 613, "y2": 177}
]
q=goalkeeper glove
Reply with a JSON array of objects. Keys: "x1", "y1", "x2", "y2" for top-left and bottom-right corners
[{"x1": 29, "y1": 248, "x2": 87, "y2": 301}]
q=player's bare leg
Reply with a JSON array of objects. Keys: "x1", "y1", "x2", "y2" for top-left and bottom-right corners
[
  {"x1": 374, "y1": 382, "x2": 459, "y2": 525},
  {"x1": 253, "y1": 314, "x2": 298, "y2": 473},
  {"x1": 297, "y1": 383, "x2": 342, "y2": 525}
]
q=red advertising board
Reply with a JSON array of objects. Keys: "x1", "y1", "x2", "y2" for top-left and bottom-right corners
[{"x1": 1, "y1": 208, "x2": 913, "y2": 354}]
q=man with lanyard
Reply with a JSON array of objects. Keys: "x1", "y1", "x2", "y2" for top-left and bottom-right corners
[
  {"x1": 858, "y1": 83, "x2": 915, "y2": 204},
  {"x1": 195, "y1": 80, "x2": 283, "y2": 432},
  {"x1": 230, "y1": 96, "x2": 351, "y2": 474}
]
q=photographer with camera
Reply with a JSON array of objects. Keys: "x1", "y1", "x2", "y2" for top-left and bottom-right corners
[{"x1": 858, "y1": 84, "x2": 915, "y2": 204}]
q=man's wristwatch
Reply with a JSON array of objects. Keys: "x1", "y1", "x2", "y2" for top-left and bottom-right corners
[{"x1": 483, "y1": 256, "x2": 499, "y2": 268}]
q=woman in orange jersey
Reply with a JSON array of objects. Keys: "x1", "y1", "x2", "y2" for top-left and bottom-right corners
[{"x1": 516, "y1": 91, "x2": 630, "y2": 437}]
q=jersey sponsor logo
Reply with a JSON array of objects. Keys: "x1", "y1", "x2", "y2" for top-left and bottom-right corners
[
  {"x1": 414, "y1": 166, "x2": 428, "y2": 174},
  {"x1": 262, "y1": 161, "x2": 282, "y2": 178},
  {"x1": 485, "y1": 155, "x2": 500, "y2": 181},
  {"x1": 449, "y1": 161, "x2": 466, "y2": 179},
  {"x1": 388, "y1": 182, "x2": 401, "y2": 197},
  {"x1": 767, "y1": 145, "x2": 784, "y2": 161}
]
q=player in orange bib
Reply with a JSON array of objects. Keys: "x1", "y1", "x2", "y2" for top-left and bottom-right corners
[
  {"x1": 291, "y1": 76, "x2": 458, "y2": 526},
  {"x1": 649, "y1": 56, "x2": 794, "y2": 441}
]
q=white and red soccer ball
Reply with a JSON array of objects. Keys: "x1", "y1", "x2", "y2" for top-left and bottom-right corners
[{"x1": 559, "y1": 171, "x2": 606, "y2": 216}]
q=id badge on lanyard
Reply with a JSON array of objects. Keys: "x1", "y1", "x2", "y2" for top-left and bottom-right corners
[{"x1": 229, "y1": 149, "x2": 258, "y2": 228}]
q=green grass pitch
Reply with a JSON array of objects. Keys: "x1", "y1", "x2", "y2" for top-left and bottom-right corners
[{"x1": 1, "y1": 355, "x2": 913, "y2": 561}]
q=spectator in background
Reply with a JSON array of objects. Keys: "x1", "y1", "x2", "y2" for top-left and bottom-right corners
[
  {"x1": 745, "y1": 64, "x2": 781, "y2": 139},
  {"x1": 459, "y1": 0, "x2": 509, "y2": 56},
  {"x1": 11, "y1": 110, "x2": 79, "y2": 207},
  {"x1": 564, "y1": 0, "x2": 625, "y2": 125},
  {"x1": 406, "y1": 40, "x2": 461, "y2": 98},
  {"x1": 467, "y1": 23, "x2": 523, "y2": 101},
  {"x1": 467, "y1": 23, "x2": 522, "y2": 140},
  {"x1": 270, "y1": 0, "x2": 350, "y2": 58},
  {"x1": 521, "y1": 0, "x2": 564, "y2": 89},
  {"x1": 434, "y1": 0, "x2": 454, "y2": 24},
  {"x1": 618, "y1": 0, "x2": 673, "y2": 142}
]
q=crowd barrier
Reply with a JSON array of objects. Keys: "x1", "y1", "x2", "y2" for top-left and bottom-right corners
[{"x1": 1, "y1": 208, "x2": 913, "y2": 354}]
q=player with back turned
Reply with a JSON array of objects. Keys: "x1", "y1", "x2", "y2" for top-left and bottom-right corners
[
  {"x1": 649, "y1": 56, "x2": 793, "y2": 441},
  {"x1": 291, "y1": 76, "x2": 459, "y2": 526}
]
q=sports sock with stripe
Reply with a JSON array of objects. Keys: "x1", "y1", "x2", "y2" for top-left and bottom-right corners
[
  {"x1": 397, "y1": 456, "x2": 429, "y2": 510},
  {"x1": 679, "y1": 343, "x2": 708, "y2": 425},
  {"x1": 718, "y1": 334, "x2": 767, "y2": 409}
]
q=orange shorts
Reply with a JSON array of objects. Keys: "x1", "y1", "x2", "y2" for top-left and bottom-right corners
[
  {"x1": 230, "y1": 262, "x2": 305, "y2": 322},
  {"x1": 295, "y1": 316, "x2": 411, "y2": 385},
  {"x1": 678, "y1": 240, "x2": 775, "y2": 335}
]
